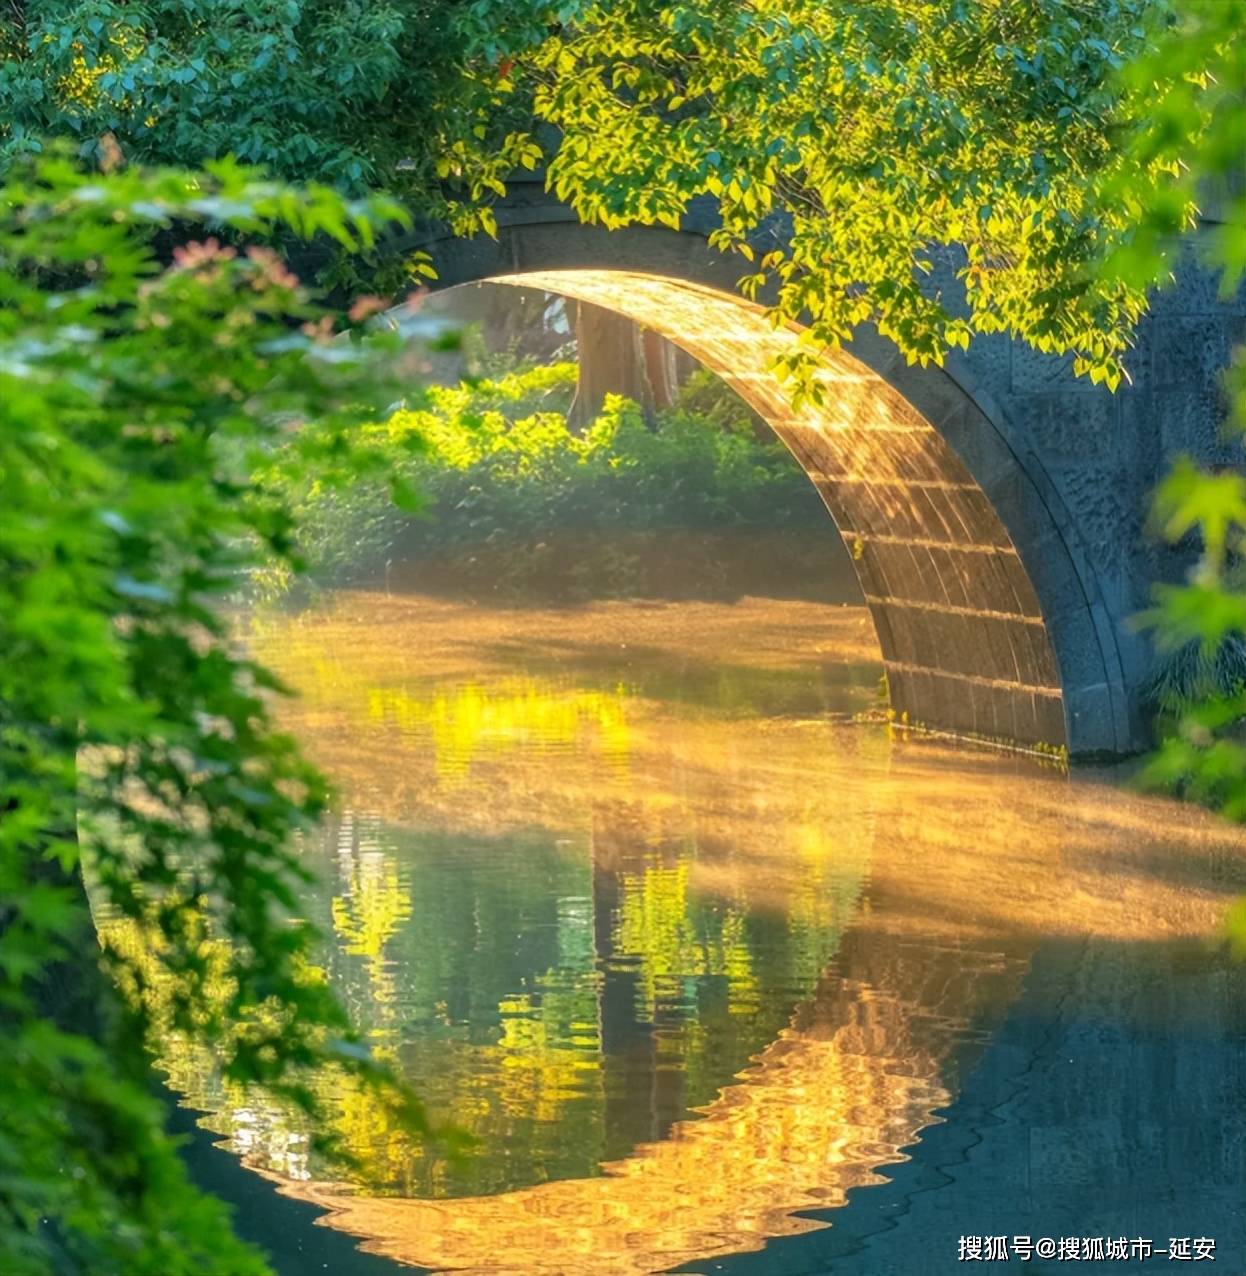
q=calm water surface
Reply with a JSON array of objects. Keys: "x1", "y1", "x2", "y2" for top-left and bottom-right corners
[{"x1": 146, "y1": 591, "x2": 1246, "y2": 1274}]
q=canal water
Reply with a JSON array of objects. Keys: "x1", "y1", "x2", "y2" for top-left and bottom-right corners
[{"x1": 146, "y1": 591, "x2": 1246, "y2": 1274}]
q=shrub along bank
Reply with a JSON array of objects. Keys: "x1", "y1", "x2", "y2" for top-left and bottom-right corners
[{"x1": 271, "y1": 363, "x2": 859, "y2": 602}]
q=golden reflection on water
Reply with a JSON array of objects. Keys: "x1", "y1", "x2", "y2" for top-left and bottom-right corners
[
  {"x1": 146, "y1": 592, "x2": 1246, "y2": 1274},
  {"x1": 364, "y1": 680, "x2": 634, "y2": 780}
]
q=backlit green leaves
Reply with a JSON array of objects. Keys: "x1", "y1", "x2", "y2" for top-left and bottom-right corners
[
  {"x1": 0, "y1": 1, "x2": 1182, "y2": 392},
  {"x1": 267, "y1": 360, "x2": 827, "y2": 593},
  {"x1": 1119, "y1": 4, "x2": 1246, "y2": 850},
  {"x1": 1102, "y1": 0, "x2": 1246, "y2": 293},
  {"x1": 462, "y1": 0, "x2": 1159, "y2": 391},
  {"x1": 0, "y1": 153, "x2": 435, "y2": 1275},
  {"x1": 1152, "y1": 457, "x2": 1246, "y2": 578}
]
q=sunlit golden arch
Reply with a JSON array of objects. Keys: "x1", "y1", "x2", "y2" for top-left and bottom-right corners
[{"x1": 474, "y1": 270, "x2": 1067, "y2": 752}]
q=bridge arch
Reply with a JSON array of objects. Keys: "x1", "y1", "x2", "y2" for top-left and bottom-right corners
[{"x1": 411, "y1": 211, "x2": 1134, "y2": 757}]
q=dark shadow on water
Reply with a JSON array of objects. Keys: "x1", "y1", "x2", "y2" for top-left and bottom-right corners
[
  {"x1": 171, "y1": 1102, "x2": 413, "y2": 1276},
  {"x1": 369, "y1": 526, "x2": 864, "y2": 610},
  {"x1": 676, "y1": 936, "x2": 1246, "y2": 1276}
]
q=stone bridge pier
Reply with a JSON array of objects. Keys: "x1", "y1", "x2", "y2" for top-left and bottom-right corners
[{"x1": 402, "y1": 179, "x2": 1246, "y2": 759}]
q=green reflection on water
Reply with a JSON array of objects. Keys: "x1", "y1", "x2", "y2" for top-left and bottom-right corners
[
  {"x1": 181, "y1": 798, "x2": 867, "y2": 1197},
  {"x1": 137, "y1": 593, "x2": 882, "y2": 1198}
]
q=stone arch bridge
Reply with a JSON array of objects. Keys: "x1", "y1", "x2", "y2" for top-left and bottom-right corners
[{"x1": 399, "y1": 176, "x2": 1245, "y2": 760}]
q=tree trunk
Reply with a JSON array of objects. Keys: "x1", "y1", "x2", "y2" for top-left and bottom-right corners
[{"x1": 567, "y1": 301, "x2": 692, "y2": 429}]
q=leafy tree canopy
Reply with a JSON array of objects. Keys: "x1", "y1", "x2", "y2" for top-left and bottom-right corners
[
  {"x1": 476, "y1": 0, "x2": 1167, "y2": 391},
  {"x1": 0, "y1": 0, "x2": 533, "y2": 207},
  {"x1": 0, "y1": 0, "x2": 1184, "y2": 390}
]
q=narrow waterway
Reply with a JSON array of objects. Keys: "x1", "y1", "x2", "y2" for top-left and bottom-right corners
[{"x1": 138, "y1": 591, "x2": 1246, "y2": 1274}]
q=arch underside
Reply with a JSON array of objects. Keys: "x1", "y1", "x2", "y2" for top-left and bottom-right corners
[{"x1": 485, "y1": 271, "x2": 1066, "y2": 750}]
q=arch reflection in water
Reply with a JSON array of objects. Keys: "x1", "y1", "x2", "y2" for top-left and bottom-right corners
[{"x1": 126, "y1": 593, "x2": 1246, "y2": 1274}]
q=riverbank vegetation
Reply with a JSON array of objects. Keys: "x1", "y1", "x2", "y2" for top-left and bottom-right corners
[{"x1": 265, "y1": 361, "x2": 851, "y2": 602}]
